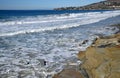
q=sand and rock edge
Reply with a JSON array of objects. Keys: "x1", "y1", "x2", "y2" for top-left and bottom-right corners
[{"x1": 53, "y1": 25, "x2": 120, "y2": 78}]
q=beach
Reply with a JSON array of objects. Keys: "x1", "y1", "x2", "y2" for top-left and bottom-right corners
[
  {"x1": 53, "y1": 24, "x2": 120, "y2": 78},
  {"x1": 0, "y1": 10, "x2": 120, "y2": 78}
]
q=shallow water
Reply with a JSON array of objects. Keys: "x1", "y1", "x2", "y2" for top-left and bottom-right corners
[{"x1": 0, "y1": 10, "x2": 120, "y2": 78}]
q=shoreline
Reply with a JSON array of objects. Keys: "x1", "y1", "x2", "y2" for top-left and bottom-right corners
[
  {"x1": 54, "y1": 1, "x2": 120, "y2": 10},
  {"x1": 53, "y1": 24, "x2": 120, "y2": 78}
]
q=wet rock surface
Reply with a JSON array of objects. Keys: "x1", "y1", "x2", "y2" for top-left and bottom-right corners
[
  {"x1": 78, "y1": 33, "x2": 120, "y2": 78},
  {"x1": 53, "y1": 33, "x2": 120, "y2": 78},
  {"x1": 53, "y1": 69, "x2": 84, "y2": 78}
]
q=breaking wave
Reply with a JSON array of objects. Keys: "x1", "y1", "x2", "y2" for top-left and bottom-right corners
[{"x1": 0, "y1": 10, "x2": 120, "y2": 37}]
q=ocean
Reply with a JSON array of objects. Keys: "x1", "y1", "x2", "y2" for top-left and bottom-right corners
[{"x1": 0, "y1": 10, "x2": 120, "y2": 78}]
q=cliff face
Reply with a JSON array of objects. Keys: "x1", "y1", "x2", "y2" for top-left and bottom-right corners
[{"x1": 54, "y1": 0, "x2": 120, "y2": 10}]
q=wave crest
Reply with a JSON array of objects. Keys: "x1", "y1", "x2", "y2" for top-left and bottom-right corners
[{"x1": 0, "y1": 10, "x2": 120, "y2": 37}]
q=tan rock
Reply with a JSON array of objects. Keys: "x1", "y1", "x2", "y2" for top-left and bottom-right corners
[
  {"x1": 78, "y1": 33, "x2": 120, "y2": 78},
  {"x1": 53, "y1": 34, "x2": 120, "y2": 78},
  {"x1": 78, "y1": 51, "x2": 86, "y2": 60},
  {"x1": 53, "y1": 69, "x2": 84, "y2": 78}
]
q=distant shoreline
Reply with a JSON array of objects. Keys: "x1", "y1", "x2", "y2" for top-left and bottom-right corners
[{"x1": 54, "y1": 1, "x2": 120, "y2": 10}]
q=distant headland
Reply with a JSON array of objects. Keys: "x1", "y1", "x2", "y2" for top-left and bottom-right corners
[{"x1": 54, "y1": 0, "x2": 120, "y2": 10}]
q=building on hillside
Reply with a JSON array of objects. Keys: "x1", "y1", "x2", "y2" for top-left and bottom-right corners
[
  {"x1": 107, "y1": 0, "x2": 120, "y2": 3},
  {"x1": 107, "y1": 0, "x2": 120, "y2": 9}
]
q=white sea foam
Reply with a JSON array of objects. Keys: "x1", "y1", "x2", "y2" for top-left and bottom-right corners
[
  {"x1": 0, "y1": 10, "x2": 120, "y2": 78},
  {"x1": 0, "y1": 10, "x2": 120, "y2": 37}
]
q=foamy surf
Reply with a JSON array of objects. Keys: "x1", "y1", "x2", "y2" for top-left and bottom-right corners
[
  {"x1": 0, "y1": 10, "x2": 120, "y2": 37},
  {"x1": 0, "y1": 10, "x2": 120, "y2": 78}
]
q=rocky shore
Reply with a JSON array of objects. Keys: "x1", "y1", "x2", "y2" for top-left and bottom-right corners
[{"x1": 53, "y1": 24, "x2": 120, "y2": 78}]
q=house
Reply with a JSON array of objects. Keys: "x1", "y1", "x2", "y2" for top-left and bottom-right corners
[{"x1": 107, "y1": 0, "x2": 120, "y2": 3}]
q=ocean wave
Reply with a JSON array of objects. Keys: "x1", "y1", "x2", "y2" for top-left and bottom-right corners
[
  {"x1": 0, "y1": 10, "x2": 119, "y2": 26},
  {"x1": 0, "y1": 10, "x2": 120, "y2": 78},
  {"x1": 0, "y1": 10, "x2": 120, "y2": 37}
]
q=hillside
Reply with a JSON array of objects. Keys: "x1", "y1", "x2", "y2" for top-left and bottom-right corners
[{"x1": 54, "y1": 0, "x2": 120, "y2": 10}]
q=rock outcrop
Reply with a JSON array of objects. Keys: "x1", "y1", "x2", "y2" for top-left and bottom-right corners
[
  {"x1": 53, "y1": 33, "x2": 120, "y2": 78},
  {"x1": 53, "y1": 69, "x2": 84, "y2": 78},
  {"x1": 78, "y1": 33, "x2": 120, "y2": 78}
]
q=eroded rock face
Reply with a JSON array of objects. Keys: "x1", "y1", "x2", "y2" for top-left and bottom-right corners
[
  {"x1": 78, "y1": 33, "x2": 120, "y2": 78},
  {"x1": 53, "y1": 34, "x2": 120, "y2": 78}
]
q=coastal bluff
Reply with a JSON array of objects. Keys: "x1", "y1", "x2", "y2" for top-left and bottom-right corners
[
  {"x1": 53, "y1": 33, "x2": 120, "y2": 78},
  {"x1": 54, "y1": 0, "x2": 120, "y2": 10}
]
